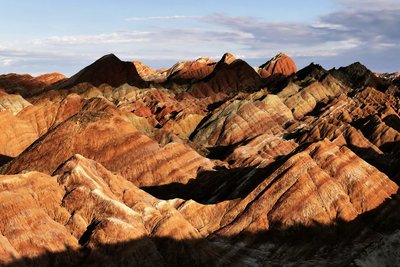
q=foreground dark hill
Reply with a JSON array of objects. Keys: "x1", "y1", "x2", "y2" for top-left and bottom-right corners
[{"x1": 0, "y1": 52, "x2": 399, "y2": 266}]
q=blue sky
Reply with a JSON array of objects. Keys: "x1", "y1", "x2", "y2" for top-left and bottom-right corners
[{"x1": 0, "y1": 0, "x2": 399, "y2": 76}]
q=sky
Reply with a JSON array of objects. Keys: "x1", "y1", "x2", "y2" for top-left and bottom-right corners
[{"x1": 0, "y1": 0, "x2": 399, "y2": 76}]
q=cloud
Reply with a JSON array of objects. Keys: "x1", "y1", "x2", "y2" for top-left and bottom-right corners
[
  {"x1": 1, "y1": 2, "x2": 399, "y2": 75},
  {"x1": 335, "y1": 0, "x2": 400, "y2": 10},
  {"x1": 199, "y1": 13, "x2": 360, "y2": 56},
  {"x1": 125, "y1": 15, "x2": 201, "y2": 21},
  {"x1": 197, "y1": 7, "x2": 400, "y2": 71},
  {"x1": 0, "y1": 58, "x2": 15, "y2": 67},
  {"x1": 40, "y1": 32, "x2": 151, "y2": 45},
  {"x1": 201, "y1": 13, "x2": 312, "y2": 42},
  {"x1": 311, "y1": 22, "x2": 348, "y2": 31},
  {"x1": 321, "y1": 9, "x2": 400, "y2": 44}
]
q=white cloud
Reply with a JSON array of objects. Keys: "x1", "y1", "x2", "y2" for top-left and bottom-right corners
[
  {"x1": 335, "y1": 0, "x2": 400, "y2": 10},
  {"x1": 1, "y1": 3, "x2": 400, "y2": 75},
  {"x1": 312, "y1": 22, "x2": 347, "y2": 30},
  {"x1": 0, "y1": 58, "x2": 15, "y2": 67},
  {"x1": 125, "y1": 15, "x2": 201, "y2": 21},
  {"x1": 40, "y1": 32, "x2": 151, "y2": 45}
]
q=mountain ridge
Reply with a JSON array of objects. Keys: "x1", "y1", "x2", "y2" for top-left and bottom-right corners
[{"x1": 0, "y1": 51, "x2": 399, "y2": 266}]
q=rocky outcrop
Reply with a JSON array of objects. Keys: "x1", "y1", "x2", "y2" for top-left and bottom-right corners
[
  {"x1": 258, "y1": 52, "x2": 297, "y2": 78},
  {"x1": 277, "y1": 64, "x2": 350, "y2": 119},
  {"x1": 0, "y1": 171, "x2": 79, "y2": 265},
  {"x1": 0, "y1": 156, "x2": 228, "y2": 266},
  {"x1": 167, "y1": 57, "x2": 216, "y2": 84},
  {"x1": 215, "y1": 138, "x2": 397, "y2": 236},
  {"x1": 2, "y1": 143, "x2": 398, "y2": 266},
  {"x1": 0, "y1": 111, "x2": 38, "y2": 157},
  {"x1": 330, "y1": 62, "x2": 390, "y2": 92},
  {"x1": 133, "y1": 61, "x2": 168, "y2": 82},
  {"x1": 0, "y1": 90, "x2": 32, "y2": 114},
  {"x1": 17, "y1": 93, "x2": 85, "y2": 136},
  {"x1": 226, "y1": 134, "x2": 298, "y2": 168},
  {"x1": 192, "y1": 92, "x2": 294, "y2": 146},
  {"x1": 5, "y1": 98, "x2": 214, "y2": 187},
  {"x1": 0, "y1": 93, "x2": 85, "y2": 158},
  {"x1": 0, "y1": 72, "x2": 65, "y2": 96},
  {"x1": 189, "y1": 53, "x2": 262, "y2": 97}
]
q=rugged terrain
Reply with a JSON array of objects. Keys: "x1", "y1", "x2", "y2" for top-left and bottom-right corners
[{"x1": 0, "y1": 52, "x2": 399, "y2": 266}]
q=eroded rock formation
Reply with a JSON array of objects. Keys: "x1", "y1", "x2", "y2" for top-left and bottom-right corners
[
  {"x1": 258, "y1": 52, "x2": 297, "y2": 78},
  {"x1": 0, "y1": 53, "x2": 399, "y2": 266},
  {"x1": 54, "y1": 54, "x2": 148, "y2": 89}
]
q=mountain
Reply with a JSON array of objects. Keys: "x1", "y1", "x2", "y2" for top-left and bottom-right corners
[
  {"x1": 0, "y1": 53, "x2": 399, "y2": 266},
  {"x1": 132, "y1": 61, "x2": 168, "y2": 83},
  {"x1": 258, "y1": 52, "x2": 297, "y2": 78},
  {"x1": 54, "y1": 54, "x2": 149, "y2": 89},
  {"x1": 0, "y1": 72, "x2": 66, "y2": 96},
  {"x1": 329, "y1": 62, "x2": 390, "y2": 91},
  {"x1": 5, "y1": 97, "x2": 213, "y2": 187},
  {"x1": 166, "y1": 57, "x2": 216, "y2": 84},
  {"x1": 188, "y1": 52, "x2": 263, "y2": 98}
]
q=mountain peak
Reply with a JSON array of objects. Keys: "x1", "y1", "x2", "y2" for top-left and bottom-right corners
[
  {"x1": 195, "y1": 56, "x2": 213, "y2": 63},
  {"x1": 330, "y1": 61, "x2": 390, "y2": 91},
  {"x1": 166, "y1": 56, "x2": 217, "y2": 84},
  {"x1": 295, "y1": 62, "x2": 327, "y2": 81},
  {"x1": 99, "y1": 53, "x2": 120, "y2": 61},
  {"x1": 220, "y1": 52, "x2": 237, "y2": 64},
  {"x1": 55, "y1": 54, "x2": 148, "y2": 89},
  {"x1": 258, "y1": 52, "x2": 297, "y2": 78}
]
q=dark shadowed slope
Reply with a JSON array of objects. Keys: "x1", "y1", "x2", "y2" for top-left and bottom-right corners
[{"x1": 54, "y1": 54, "x2": 148, "y2": 89}]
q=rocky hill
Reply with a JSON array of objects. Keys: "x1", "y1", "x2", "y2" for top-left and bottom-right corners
[{"x1": 0, "y1": 52, "x2": 399, "y2": 266}]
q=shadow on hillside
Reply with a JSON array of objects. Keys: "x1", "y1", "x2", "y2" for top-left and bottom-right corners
[
  {"x1": 383, "y1": 114, "x2": 400, "y2": 132},
  {"x1": 0, "y1": 154, "x2": 13, "y2": 167},
  {"x1": 141, "y1": 156, "x2": 288, "y2": 204},
  {"x1": 143, "y1": 140, "x2": 400, "y2": 203},
  {"x1": 348, "y1": 142, "x2": 400, "y2": 185},
  {"x1": 3, "y1": 192, "x2": 399, "y2": 267},
  {"x1": 142, "y1": 167, "x2": 261, "y2": 204},
  {"x1": 0, "y1": 154, "x2": 13, "y2": 173},
  {"x1": 345, "y1": 114, "x2": 400, "y2": 182}
]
